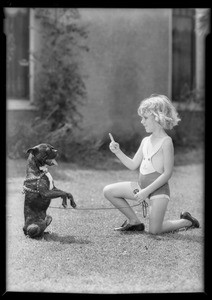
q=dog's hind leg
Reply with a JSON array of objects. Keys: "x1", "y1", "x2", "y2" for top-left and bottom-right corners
[
  {"x1": 23, "y1": 216, "x2": 52, "y2": 238},
  {"x1": 24, "y1": 224, "x2": 42, "y2": 238}
]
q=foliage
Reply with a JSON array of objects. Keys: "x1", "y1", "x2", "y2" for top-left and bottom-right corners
[
  {"x1": 7, "y1": 119, "x2": 106, "y2": 165},
  {"x1": 178, "y1": 84, "x2": 204, "y2": 109},
  {"x1": 7, "y1": 120, "x2": 51, "y2": 159},
  {"x1": 6, "y1": 8, "x2": 92, "y2": 162},
  {"x1": 195, "y1": 8, "x2": 210, "y2": 36},
  {"x1": 172, "y1": 85, "x2": 205, "y2": 147},
  {"x1": 33, "y1": 8, "x2": 89, "y2": 131}
]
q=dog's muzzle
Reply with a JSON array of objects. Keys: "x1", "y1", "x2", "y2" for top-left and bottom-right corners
[{"x1": 45, "y1": 158, "x2": 58, "y2": 166}]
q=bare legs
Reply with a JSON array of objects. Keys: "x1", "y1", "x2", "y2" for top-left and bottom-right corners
[
  {"x1": 149, "y1": 197, "x2": 191, "y2": 234},
  {"x1": 103, "y1": 182, "x2": 141, "y2": 225},
  {"x1": 103, "y1": 182, "x2": 192, "y2": 233}
]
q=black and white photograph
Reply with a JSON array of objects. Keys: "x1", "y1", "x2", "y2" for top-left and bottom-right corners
[{"x1": 5, "y1": 7, "x2": 208, "y2": 294}]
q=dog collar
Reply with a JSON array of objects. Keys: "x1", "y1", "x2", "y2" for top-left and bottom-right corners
[
  {"x1": 22, "y1": 186, "x2": 40, "y2": 194},
  {"x1": 22, "y1": 173, "x2": 46, "y2": 194}
]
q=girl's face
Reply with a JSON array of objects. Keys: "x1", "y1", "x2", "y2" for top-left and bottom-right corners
[{"x1": 140, "y1": 113, "x2": 158, "y2": 133}]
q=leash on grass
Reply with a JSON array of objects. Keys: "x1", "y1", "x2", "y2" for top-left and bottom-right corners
[
  {"x1": 22, "y1": 184, "x2": 148, "y2": 217},
  {"x1": 49, "y1": 200, "x2": 148, "y2": 218}
]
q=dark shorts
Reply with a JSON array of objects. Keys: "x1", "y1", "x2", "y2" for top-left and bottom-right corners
[{"x1": 131, "y1": 171, "x2": 170, "y2": 200}]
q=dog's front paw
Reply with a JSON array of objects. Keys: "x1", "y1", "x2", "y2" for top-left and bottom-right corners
[
  {"x1": 67, "y1": 193, "x2": 76, "y2": 208},
  {"x1": 61, "y1": 197, "x2": 67, "y2": 208}
]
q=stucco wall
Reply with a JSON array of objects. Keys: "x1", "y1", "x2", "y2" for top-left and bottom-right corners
[
  {"x1": 7, "y1": 9, "x2": 171, "y2": 145},
  {"x1": 76, "y1": 9, "x2": 171, "y2": 140}
]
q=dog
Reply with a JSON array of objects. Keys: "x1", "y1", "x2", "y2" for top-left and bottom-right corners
[{"x1": 22, "y1": 143, "x2": 76, "y2": 238}]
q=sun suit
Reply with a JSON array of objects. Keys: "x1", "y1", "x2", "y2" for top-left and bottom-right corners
[{"x1": 131, "y1": 135, "x2": 170, "y2": 200}]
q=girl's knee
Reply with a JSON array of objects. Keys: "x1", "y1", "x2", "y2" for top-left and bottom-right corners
[
  {"x1": 103, "y1": 185, "x2": 113, "y2": 198},
  {"x1": 103, "y1": 182, "x2": 132, "y2": 200},
  {"x1": 149, "y1": 228, "x2": 161, "y2": 235},
  {"x1": 148, "y1": 225, "x2": 162, "y2": 235}
]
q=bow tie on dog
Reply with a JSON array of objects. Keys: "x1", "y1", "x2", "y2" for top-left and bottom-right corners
[
  {"x1": 39, "y1": 165, "x2": 49, "y2": 172},
  {"x1": 23, "y1": 143, "x2": 76, "y2": 239},
  {"x1": 39, "y1": 165, "x2": 54, "y2": 189}
]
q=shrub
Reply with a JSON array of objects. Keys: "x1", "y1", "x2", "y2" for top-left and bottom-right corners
[
  {"x1": 33, "y1": 8, "x2": 89, "y2": 131},
  {"x1": 172, "y1": 85, "x2": 205, "y2": 147},
  {"x1": 7, "y1": 9, "x2": 93, "y2": 161},
  {"x1": 7, "y1": 119, "x2": 106, "y2": 165}
]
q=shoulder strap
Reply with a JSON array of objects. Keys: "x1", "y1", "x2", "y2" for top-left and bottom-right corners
[
  {"x1": 149, "y1": 136, "x2": 170, "y2": 158},
  {"x1": 142, "y1": 136, "x2": 151, "y2": 157}
]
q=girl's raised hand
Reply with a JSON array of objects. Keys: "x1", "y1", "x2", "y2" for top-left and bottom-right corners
[{"x1": 109, "y1": 133, "x2": 120, "y2": 154}]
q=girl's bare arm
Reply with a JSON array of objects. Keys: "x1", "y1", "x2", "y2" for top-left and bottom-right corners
[{"x1": 109, "y1": 133, "x2": 145, "y2": 171}]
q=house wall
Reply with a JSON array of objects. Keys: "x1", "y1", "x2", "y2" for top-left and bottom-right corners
[
  {"x1": 7, "y1": 9, "x2": 172, "y2": 144},
  {"x1": 76, "y1": 9, "x2": 171, "y2": 141}
]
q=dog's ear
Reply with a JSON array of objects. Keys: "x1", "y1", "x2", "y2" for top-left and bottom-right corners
[{"x1": 26, "y1": 147, "x2": 39, "y2": 156}]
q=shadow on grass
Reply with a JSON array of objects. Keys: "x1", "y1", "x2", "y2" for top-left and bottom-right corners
[
  {"x1": 120, "y1": 230, "x2": 203, "y2": 244},
  {"x1": 164, "y1": 231, "x2": 203, "y2": 244},
  {"x1": 43, "y1": 232, "x2": 92, "y2": 245},
  {"x1": 143, "y1": 230, "x2": 203, "y2": 244}
]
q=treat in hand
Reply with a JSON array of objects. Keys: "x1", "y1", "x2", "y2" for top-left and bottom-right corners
[
  {"x1": 109, "y1": 133, "x2": 114, "y2": 142},
  {"x1": 109, "y1": 133, "x2": 120, "y2": 153}
]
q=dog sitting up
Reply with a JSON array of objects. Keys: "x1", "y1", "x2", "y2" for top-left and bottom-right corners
[{"x1": 22, "y1": 143, "x2": 76, "y2": 238}]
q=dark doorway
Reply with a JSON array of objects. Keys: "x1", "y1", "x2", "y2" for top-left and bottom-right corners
[{"x1": 172, "y1": 9, "x2": 196, "y2": 101}]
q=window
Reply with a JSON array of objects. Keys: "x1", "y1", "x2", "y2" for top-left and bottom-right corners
[{"x1": 5, "y1": 8, "x2": 29, "y2": 100}]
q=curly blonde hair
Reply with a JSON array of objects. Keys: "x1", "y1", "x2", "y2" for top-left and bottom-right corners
[{"x1": 137, "y1": 94, "x2": 181, "y2": 130}]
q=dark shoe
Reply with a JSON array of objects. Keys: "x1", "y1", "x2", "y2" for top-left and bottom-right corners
[
  {"x1": 180, "y1": 211, "x2": 200, "y2": 228},
  {"x1": 114, "y1": 220, "x2": 128, "y2": 231},
  {"x1": 114, "y1": 222, "x2": 145, "y2": 232}
]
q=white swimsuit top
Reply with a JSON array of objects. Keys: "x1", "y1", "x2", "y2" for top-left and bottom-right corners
[{"x1": 140, "y1": 135, "x2": 170, "y2": 175}]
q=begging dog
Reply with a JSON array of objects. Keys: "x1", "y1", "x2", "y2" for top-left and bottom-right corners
[{"x1": 22, "y1": 143, "x2": 76, "y2": 238}]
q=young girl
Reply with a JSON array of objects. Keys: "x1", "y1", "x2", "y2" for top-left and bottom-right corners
[{"x1": 103, "y1": 94, "x2": 200, "y2": 234}]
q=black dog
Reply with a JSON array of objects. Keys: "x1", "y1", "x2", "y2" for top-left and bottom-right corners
[{"x1": 22, "y1": 143, "x2": 76, "y2": 238}]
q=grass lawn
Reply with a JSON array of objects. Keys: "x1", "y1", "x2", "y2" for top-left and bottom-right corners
[{"x1": 6, "y1": 148, "x2": 204, "y2": 293}]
